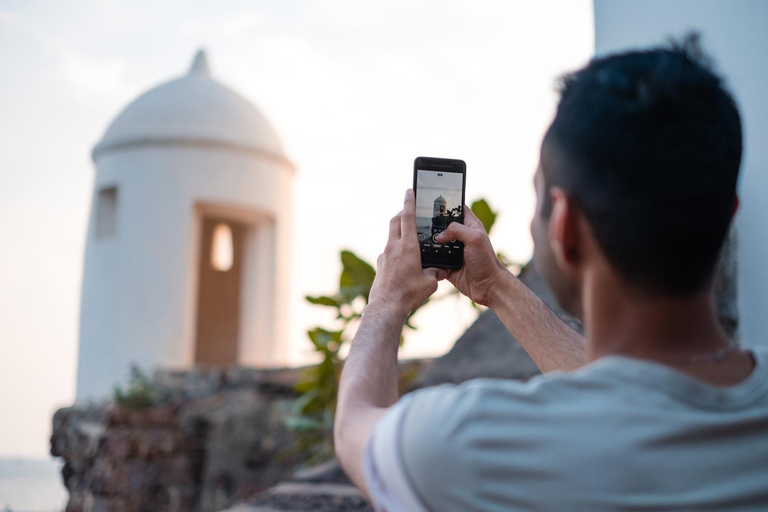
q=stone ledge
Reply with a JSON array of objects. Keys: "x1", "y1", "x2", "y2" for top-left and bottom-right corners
[{"x1": 224, "y1": 459, "x2": 372, "y2": 512}]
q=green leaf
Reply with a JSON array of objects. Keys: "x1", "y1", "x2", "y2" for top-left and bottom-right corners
[
  {"x1": 339, "y1": 250, "x2": 376, "y2": 300},
  {"x1": 113, "y1": 364, "x2": 156, "y2": 409},
  {"x1": 308, "y1": 328, "x2": 343, "y2": 348},
  {"x1": 471, "y1": 198, "x2": 497, "y2": 234},
  {"x1": 291, "y1": 388, "x2": 320, "y2": 414},
  {"x1": 295, "y1": 378, "x2": 320, "y2": 393},
  {"x1": 305, "y1": 295, "x2": 342, "y2": 307},
  {"x1": 339, "y1": 286, "x2": 368, "y2": 302}
]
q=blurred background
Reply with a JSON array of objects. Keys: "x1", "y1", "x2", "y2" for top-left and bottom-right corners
[
  {"x1": 0, "y1": 2, "x2": 592, "y2": 507},
  {"x1": 2, "y1": 1, "x2": 767, "y2": 510}
]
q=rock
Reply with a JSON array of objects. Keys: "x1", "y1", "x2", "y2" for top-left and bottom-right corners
[
  {"x1": 413, "y1": 263, "x2": 568, "y2": 388},
  {"x1": 51, "y1": 366, "x2": 303, "y2": 512},
  {"x1": 414, "y1": 308, "x2": 543, "y2": 388},
  {"x1": 180, "y1": 389, "x2": 300, "y2": 511}
]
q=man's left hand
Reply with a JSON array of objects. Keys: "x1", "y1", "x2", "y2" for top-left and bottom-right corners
[{"x1": 368, "y1": 189, "x2": 439, "y2": 320}]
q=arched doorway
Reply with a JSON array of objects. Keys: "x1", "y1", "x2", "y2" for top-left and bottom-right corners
[{"x1": 194, "y1": 217, "x2": 245, "y2": 366}]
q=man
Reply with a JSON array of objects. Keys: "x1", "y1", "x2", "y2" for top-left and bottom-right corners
[{"x1": 334, "y1": 36, "x2": 768, "y2": 511}]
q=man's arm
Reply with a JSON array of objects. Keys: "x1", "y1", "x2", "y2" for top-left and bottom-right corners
[
  {"x1": 334, "y1": 303, "x2": 403, "y2": 496},
  {"x1": 486, "y1": 268, "x2": 588, "y2": 372},
  {"x1": 435, "y1": 208, "x2": 588, "y2": 372},
  {"x1": 334, "y1": 190, "x2": 438, "y2": 497}
]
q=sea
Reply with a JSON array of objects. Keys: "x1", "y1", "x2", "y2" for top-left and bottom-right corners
[{"x1": 0, "y1": 458, "x2": 67, "y2": 512}]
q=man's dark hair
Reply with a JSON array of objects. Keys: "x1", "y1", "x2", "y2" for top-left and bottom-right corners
[{"x1": 542, "y1": 33, "x2": 742, "y2": 296}]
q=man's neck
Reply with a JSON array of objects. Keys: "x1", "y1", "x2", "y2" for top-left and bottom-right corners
[{"x1": 582, "y1": 272, "x2": 753, "y2": 386}]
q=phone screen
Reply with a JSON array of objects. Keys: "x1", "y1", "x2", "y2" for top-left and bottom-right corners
[{"x1": 414, "y1": 157, "x2": 466, "y2": 269}]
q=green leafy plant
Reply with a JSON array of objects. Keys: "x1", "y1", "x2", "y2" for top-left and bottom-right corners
[
  {"x1": 286, "y1": 198, "x2": 506, "y2": 461},
  {"x1": 113, "y1": 364, "x2": 156, "y2": 409},
  {"x1": 284, "y1": 251, "x2": 381, "y2": 464}
]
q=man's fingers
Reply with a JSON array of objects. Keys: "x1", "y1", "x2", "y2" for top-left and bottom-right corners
[
  {"x1": 435, "y1": 221, "x2": 475, "y2": 244},
  {"x1": 401, "y1": 189, "x2": 417, "y2": 240},
  {"x1": 432, "y1": 268, "x2": 451, "y2": 281},
  {"x1": 388, "y1": 212, "x2": 402, "y2": 244},
  {"x1": 422, "y1": 268, "x2": 440, "y2": 296}
]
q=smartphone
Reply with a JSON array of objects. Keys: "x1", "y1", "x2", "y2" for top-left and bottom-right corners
[{"x1": 413, "y1": 156, "x2": 466, "y2": 269}]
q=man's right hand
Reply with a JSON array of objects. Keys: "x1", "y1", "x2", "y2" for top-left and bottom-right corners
[{"x1": 434, "y1": 207, "x2": 508, "y2": 307}]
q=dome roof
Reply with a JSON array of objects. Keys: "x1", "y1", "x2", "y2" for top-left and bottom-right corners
[
  {"x1": 93, "y1": 50, "x2": 289, "y2": 166},
  {"x1": 434, "y1": 195, "x2": 446, "y2": 203}
]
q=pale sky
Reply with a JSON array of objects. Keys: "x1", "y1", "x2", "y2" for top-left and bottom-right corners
[{"x1": 0, "y1": 0, "x2": 593, "y2": 457}]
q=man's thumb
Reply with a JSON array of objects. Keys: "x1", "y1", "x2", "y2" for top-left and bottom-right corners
[{"x1": 435, "y1": 222, "x2": 472, "y2": 244}]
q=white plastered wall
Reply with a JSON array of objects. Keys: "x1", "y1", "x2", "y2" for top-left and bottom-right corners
[{"x1": 76, "y1": 144, "x2": 292, "y2": 402}]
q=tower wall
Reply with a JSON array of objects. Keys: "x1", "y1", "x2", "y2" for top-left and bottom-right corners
[{"x1": 76, "y1": 144, "x2": 292, "y2": 401}]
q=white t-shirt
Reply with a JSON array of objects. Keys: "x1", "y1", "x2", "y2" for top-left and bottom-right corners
[{"x1": 363, "y1": 349, "x2": 768, "y2": 511}]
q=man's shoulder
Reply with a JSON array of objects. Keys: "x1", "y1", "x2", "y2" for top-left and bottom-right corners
[
  {"x1": 396, "y1": 364, "x2": 626, "y2": 452},
  {"x1": 402, "y1": 359, "x2": 625, "y2": 416},
  {"x1": 406, "y1": 347, "x2": 768, "y2": 413},
  {"x1": 396, "y1": 349, "x2": 768, "y2": 452},
  {"x1": 384, "y1": 367, "x2": 626, "y2": 509}
]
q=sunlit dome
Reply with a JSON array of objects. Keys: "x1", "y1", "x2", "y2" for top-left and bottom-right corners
[{"x1": 93, "y1": 50, "x2": 286, "y2": 163}]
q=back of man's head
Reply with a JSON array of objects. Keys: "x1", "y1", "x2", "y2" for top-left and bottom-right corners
[{"x1": 541, "y1": 33, "x2": 742, "y2": 296}]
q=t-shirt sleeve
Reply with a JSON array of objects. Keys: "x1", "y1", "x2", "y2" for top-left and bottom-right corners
[
  {"x1": 363, "y1": 384, "x2": 479, "y2": 512},
  {"x1": 362, "y1": 392, "x2": 431, "y2": 512},
  {"x1": 397, "y1": 383, "x2": 487, "y2": 510}
]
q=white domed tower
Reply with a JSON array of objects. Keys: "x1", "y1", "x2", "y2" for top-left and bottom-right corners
[
  {"x1": 433, "y1": 195, "x2": 447, "y2": 217},
  {"x1": 76, "y1": 50, "x2": 293, "y2": 401}
]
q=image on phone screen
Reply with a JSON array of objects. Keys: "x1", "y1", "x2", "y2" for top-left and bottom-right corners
[{"x1": 414, "y1": 159, "x2": 465, "y2": 268}]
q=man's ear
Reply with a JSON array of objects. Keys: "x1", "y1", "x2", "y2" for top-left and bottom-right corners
[{"x1": 548, "y1": 187, "x2": 580, "y2": 268}]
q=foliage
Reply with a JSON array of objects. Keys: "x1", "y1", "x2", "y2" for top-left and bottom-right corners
[
  {"x1": 446, "y1": 205, "x2": 463, "y2": 219},
  {"x1": 285, "y1": 250, "x2": 385, "y2": 462},
  {"x1": 113, "y1": 364, "x2": 156, "y2": 409},
  {"x1": 472, "y1": 198, "x2": 517, "y2": 269},
  {"x1": 470, "y1": 198, "x2": 497, "y2": 234},
  {"x1": 286, "y1": 198, "x2": 507, "y2": 460}
]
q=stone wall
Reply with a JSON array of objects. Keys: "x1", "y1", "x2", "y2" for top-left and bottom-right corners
[{"x1": 51, "y1": 367, "x2": 306, "y2": 512}]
